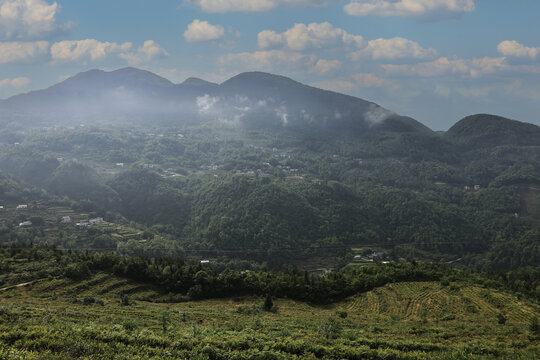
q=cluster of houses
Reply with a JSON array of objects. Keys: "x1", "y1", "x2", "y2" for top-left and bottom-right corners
[
  {"x1": 0, "y1": 204, "x2": 28, "y2": 212},
  {"x1": 464, "y1": 185, "x2": 481, "y2": 191},
  {"x1": 16, "y1": 214, "x2": 106, "y2": 228},
  {"x1": 74, "y1": 217, "x2": 104, "y2": 228},
  {"x1": 353, "y1": 251, "x2": 392, "y2": 263},
  {"x1": 58, "y1": 216, "x2": 105, "y2": 228}
]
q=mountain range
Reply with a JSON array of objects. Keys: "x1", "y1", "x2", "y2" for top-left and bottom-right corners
[{"x1": 0, "y1": 67, "x2": 432, "y2": 136}]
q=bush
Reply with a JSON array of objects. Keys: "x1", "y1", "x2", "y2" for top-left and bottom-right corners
[
  {"x1": 64, "y1": 262, "x2": 91, "y2": 280},
  {"x1": 263, "y1": 294, "x2": 274, "y2": 312},
  {"x1": 236, "y1": 305, "x2": 260, "y2": 315},
  {"x1": 530, "y1": 317, "x2": 539, "y2": 334},
  {"x1": 319, "y1": 317, "x2": 342, "y2": 340},
  {"x1": 122, "y1": 320, "x2": 137, "y2": 332},
  {"x1": 336, "y1": 310, "x2": 348, "y2": 319},
  {"x1": 120, "y1": 294, "x2": 130, "y2": 306},
  {"x1": 82, "y1": 296, "x2": 95, "y2": 305}
]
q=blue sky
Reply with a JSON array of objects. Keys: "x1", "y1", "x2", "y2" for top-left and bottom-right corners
[{"x1": 0, "y1": 0, "x2": 539, "y2": 130}]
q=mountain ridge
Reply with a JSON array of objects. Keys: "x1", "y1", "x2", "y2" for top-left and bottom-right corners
[{"x1": 0, "y1": 67, "x2": 430, "y2": 136}]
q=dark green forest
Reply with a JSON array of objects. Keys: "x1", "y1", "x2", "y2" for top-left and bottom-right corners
[{"x1": 0, "y1": 113, "x2": 538, "y2": 273}]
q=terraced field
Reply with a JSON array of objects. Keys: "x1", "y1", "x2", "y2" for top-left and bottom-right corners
[
  {"x1": 0, "y1": 273, "x2": 538, "y2": 359},
  {"x1": 0, "y1": 204, "x2": 144, "y2": 248}
]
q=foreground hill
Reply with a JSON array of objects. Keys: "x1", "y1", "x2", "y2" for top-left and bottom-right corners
[
  {"x1": 0, "y1": 68, "x2": 431, "y2": 137},
  {"x1": 0, "y1": 247, "x2": 538, "y2": 359}
]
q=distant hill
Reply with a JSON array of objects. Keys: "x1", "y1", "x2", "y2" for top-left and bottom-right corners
[
  {"x1": 0, "y1": 67, "x2": 431, "y2": 137},
  {"x1": 445, "y1": 114, "x2": 540, "y2": 149}
]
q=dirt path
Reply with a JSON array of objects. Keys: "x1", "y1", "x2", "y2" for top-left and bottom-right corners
[{"x1": 0, "y1": 279, "x2": 46, "y2": 292}]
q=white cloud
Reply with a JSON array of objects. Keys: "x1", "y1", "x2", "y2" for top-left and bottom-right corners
[
  {"x1": 0, "y1": 0, "x2": 74, "y2": 40},
  {"x1": 382, "y1": 56, "x2": 507, "y2": 78},
  {"x1": 344, "y1": 0, "x2": 475, "y2": 19},
  {"x1": 313, "y1": 78, "x2": 357, "y2": 92},
  {"x1": 352, "y1": 73, "x2": 388, "y2": 87},
  {"x1": 314, "y1": 73, "x2": 392, "y2": 92},
  {"x1": 119, "y1": 40, "x2": 169, "y2": 65},
  {"x1": 50, "y1": 39, "x2": 167, "y2": 64},
  {"x1": 218, "y1": 50, "x2": 317, "y2": 72},
  {"x1": 197, "y1": 93, "x2": 220, "y2": 114},
  {"x1": 257, "y1": 30, "x2": 283, "y2": 49},
  {"x1": 185, "y1": 0, "x2": 338, "y2": 13},
  {"x1": 184, "y1": 19, "x2": 225, "y2": 42},
  {"x1": 350, "y1": 37, "x2": 437, "y2": 60},
  {"x1": 364, "y1": 104, "x2": 394, "y2": 124},
  {"x1": 0, "y1": 76, "x2": 30, "y2": 89},
  {"x1": 50, "y1": 39, "x2": 132, "y2": 62},
  {"x1": 311, "y1": 59, "x2": 341, "y2": 74},
  {"x1": 258, "y1": 22, "x2": 363, "y2": 50},
  {"x1": 497, "y1": 40, "x2": 540, "y2": 60},
  {"x1": 0, "y1": 41, "x2": 48, "y2": 64}
]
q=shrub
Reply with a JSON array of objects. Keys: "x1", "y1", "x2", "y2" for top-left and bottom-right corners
[
  {"x1": 236, "y1": 305, "x2": 260, "y2": 315},
  {"x1": 319, "y1": 317, "x2": 342, "y2": 340},
  {"x1": 82, "y1": 296, "x2": 95, "y2": 305},
  {"x1": 263, "y1": 294, "x2": 273, "y2": 312},
  {"x1": 120, "y1": 294, "x2": 130, "y2": 306},
  {"x1": 530, "y1": 317, "x2": 539, "y2": 334},
  {"x1": 64, "y1": 262, "x2": 91, "y2": 280},
  {"x1": 122, "y1": 320, "x2": 137, "y2": 332}
]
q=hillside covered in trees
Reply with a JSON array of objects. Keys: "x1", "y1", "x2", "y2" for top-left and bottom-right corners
[{"x1": 0, "y1": 69, "x2": 538, "y2": 272}]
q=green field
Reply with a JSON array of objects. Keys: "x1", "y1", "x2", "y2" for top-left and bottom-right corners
[{"x1": 0, "y1": 271, "x2": 538, "y2": 359}]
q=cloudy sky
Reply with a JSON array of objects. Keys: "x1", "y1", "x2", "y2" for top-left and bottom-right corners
[{"x1": 0, "y1": 0, "x2": 539, "y2": 130}]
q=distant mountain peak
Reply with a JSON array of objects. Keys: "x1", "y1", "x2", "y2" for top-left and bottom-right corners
[
  {"x1": 221, "y1": 71, "x2": 303, "y2": 88},
  {"x1": 57, "y1": 67, "x2": 174, "y2": 89},
  {"x1": 181, "y1": 77, "x2": 217, "y2": 86},
  {"x1": 445, "y1": 113, "x2": 540, "y2": 148}
]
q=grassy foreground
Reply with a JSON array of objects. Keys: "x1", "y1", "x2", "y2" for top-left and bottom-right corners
[{"x1": 0, "y1": 272, "x2": 538, "y2": 359}]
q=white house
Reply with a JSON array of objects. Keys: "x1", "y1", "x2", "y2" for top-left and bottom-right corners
[
  {"x1": 16, "y1": 204, "x2": 28, "y2": 210},
  {"x1": 61, "y1": 216, "x2": 72, "y2": 223},
  {"x1": 76, "y1": 222, "x2": 89, "y2": 227},
  {"x1": 19, "y1": 221, "x2": 32, "y2": 227},
  {"x1": 89, "y1": 217, "x2": 104, "y2": 224},
  {"x1": 474, "y1": 185, "x2": 481, "y2": 191}
]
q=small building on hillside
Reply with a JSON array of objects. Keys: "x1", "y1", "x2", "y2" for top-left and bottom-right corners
[
  {"x1": 76, "y1": 222, "x2": 89, "y2": 228},
  {"x1": 16, "y1": 204, "x2": 28, "y2": 210},
  {"x1": 89, "y1": 217, "x2": 104, "y2": 225},
  {"x1": 61, "y1": 216, "x2": 72, "y2": 223},
  {"x1": 0, "y1": 206, "x2": 4, "y2": 210},
  {"x1": 474, "y1": 185, "x2": 481, "y2": 190},
  {"x1": 19, "y1": 221, "x2": 32, "y2": 227}
]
